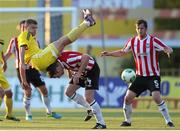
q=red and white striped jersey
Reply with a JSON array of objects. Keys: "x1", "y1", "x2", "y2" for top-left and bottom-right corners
[
  {"x1": 123, "y1": 34, "x2": 168, "y2": 76},
  {"x1": 7, "y1": 37, "x2": 19, "y2": 68},
  {"x1": 57, "y1": 51, "x2": 95, "y2": 72}
]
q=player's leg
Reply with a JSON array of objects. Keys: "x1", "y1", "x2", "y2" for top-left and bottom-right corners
[
  {"x1": 85, "y1": 90, "x2": 106, "y2": 129},
  {"x1": 121, "y1": 76, "x2": 146, "y2": 126},
  {"x1": 4, "y1": 89, "x2": 20, "y2": 121},
  {"x1": 65, "y1": 84, "x2": 91, "y2": 109},
  {"x1": 83, "y1": 62, "x2": 106, "y2": 129},
  {"x1": 0, "y1": 74, "x2": 20, "y2": 121},
  {"x1": 121, "y1": 89, "x2": 136, "y2": 126},
  {"x1": 152, "y1": 91, "x2": 174, "y2": 127},
  {"x1": 53, "y1": 9, "x2": 96, "y2": 52},
  {"x1": 27, "y1": 67, "x2": 62, "y2": 119},
  {"x1": 150, "y1": 76, "x2": 174, "y2": 127},
  {"x1": 37, "y1": 85, "x2": 62, "y2": 119},
  {"x1": 17, "y1": 68, "x2": 32, "y2": 120}
]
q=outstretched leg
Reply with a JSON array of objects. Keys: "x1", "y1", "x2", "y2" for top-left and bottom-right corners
[
  {"x1": 121, "y1": 90, "x2": 136, "y2": 126},
  {"x1": 152, "y1": 91, "x2": 175, "y2": 127},
  {"x1": 53, "y1": 9, "x2": 96, "y2": 52},
  {"x1": 85, "y1": 90, "x2": 106, "y2": 129}
]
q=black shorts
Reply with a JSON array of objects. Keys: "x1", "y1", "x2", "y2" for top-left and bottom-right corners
[
  {"x1": 17, "y1": 67, "x2": 45, "y2": 87},
  {"x1": 129, "y1": 75, "x2": 161, "y2": 97},
  {"x1": 69, "y1": 62, "x2": 100, "y2": 90}
]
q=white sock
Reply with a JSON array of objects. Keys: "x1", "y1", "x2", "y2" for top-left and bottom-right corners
[
  {"x1": 70, "y1": 93, "x2": 91, "y2": 110},
  {"x1": 123, "y1": 103, "x2": 132, "y2": 123},
  {"x1": 90, "y1": 100, "x2": 105, "y2": 125},
  {"x1": 23, "y1": 96, "x2": 31, "y2": 115},
  {"x1": 158, "y1": 101, "x2": 172, "y2": 124},
  {"x1": 41, "y1": 95, "x2": 52, "y2": 114}
]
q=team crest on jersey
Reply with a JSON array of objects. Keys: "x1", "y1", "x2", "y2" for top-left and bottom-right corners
[
  {"x1": 146, "y1": 43, "x2": 150, "y2": 48},
  {"x1": 25, "y1": 46, "x2": 28, "y2": 50}
]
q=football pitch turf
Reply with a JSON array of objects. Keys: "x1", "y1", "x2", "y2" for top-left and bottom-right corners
[{"x1": 0, "y1": 108, "x2": 180, "y2": 130}]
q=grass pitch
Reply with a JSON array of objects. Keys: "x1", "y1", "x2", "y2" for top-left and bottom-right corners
[{"x1": 0, "y1": 108, "x2": 179, "y2": 130}]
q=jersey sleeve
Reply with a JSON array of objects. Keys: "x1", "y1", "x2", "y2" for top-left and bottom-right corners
[
  {"x1": 122, "y1": 38, "x2": 132, "y2": 53},
  {"x1": 153, "y1": 37, "x2": 168, "y2": 51},
  {"x1": 18, "y1": 31, "x2": 31, "y2": 48}
]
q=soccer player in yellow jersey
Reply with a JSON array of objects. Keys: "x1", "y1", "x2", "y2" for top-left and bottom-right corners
[
  {"x1": 0, "y1": 39, "x2": 20, "y2": 121},
  {"x1": 18, "y1": 9, "x2": 95, "y2": 89}
]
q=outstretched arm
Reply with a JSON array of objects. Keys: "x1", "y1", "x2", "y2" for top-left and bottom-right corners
[
  {"x1": 101, "y1": 49, "x2": 127, "y2": 57},
  {"x1": 4, "y1": 41, "x2": 14, "y2": 61}
]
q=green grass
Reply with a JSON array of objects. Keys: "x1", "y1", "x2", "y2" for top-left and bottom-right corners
[{"x1": 0, "y1": 108, "x2": 180, "y2": 130}]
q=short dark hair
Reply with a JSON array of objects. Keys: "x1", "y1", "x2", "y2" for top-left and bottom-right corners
[
  {"x1": 136, "y1": 19, "x2": 147, "y2": 28},
  {"x1": 46, "y1": 61, "x2": 59, "y2": 78},
  {"x1": 26, "y1": 19, "x2": 37, "y2": 25},
  {"x1": 19, "y1": 20, "x2": 26, "y2": 25}
]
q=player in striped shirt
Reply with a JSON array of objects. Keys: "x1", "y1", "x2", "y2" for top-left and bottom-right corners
[
  {"x1": 101, "y1": 19, "x2": 174, "y2": 127},
  {"x1": 5, "y1": 20, "x2": 61, "y2": 121},
  {"x1": 46, "y1": 51, "x2": 106, "y2": 129}
]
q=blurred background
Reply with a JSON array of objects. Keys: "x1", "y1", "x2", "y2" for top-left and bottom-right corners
[{"x1": 0, "y1": 0, "x2": 179, "y2": 109}]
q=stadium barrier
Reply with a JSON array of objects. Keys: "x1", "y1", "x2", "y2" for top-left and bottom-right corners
[{"x1": 132, "y1": 97, "x2": 180, "y2": 109}]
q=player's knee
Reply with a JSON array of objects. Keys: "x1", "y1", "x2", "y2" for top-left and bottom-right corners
[
  {"x1": 85, "y1": 96, "x2": 94, "y2": 104},
  {"x1": 65, "y1": 90, "x2": 71, "y2": 97},
  {"x1": 153, "y1": 97, "x2": 162, "y2": 104},
  {"x1": 38, "y1": 86, "x2": 48, "y2": 96},
  {"x1": 25, "y1": 90, "x2": 32, "y2": 97},
  {"x1": 124, "y1": 96, "x2": 133, "y2": 104}
]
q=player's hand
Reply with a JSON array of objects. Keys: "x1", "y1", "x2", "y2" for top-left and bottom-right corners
[
  {"x1": 164, "y1": 47, "x2": 173, "y2": 58},
  {"x1": 73, "y1": 73, "x2": 81, "y2": 85},
  {"x1": 22, "y1": 80, "x2": 30, "y2": 89},
  {"x1": 101, "y1": 51, "x2": 110, "y2": 56}
]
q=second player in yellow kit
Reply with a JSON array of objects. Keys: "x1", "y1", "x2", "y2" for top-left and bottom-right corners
[{"x1": 0, "y1": 39, "x2": 20, "y2": 121}]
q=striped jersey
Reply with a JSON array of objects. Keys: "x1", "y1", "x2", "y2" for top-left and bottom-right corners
[
  {"x1": 57, "y1": 51, "x2": 95, "y2": 72},
  {"x1": 6, "y1": 37, "x2": 19, "y2": 68},
  {"x1": 123, "y1": 34, "x2": 168, "y2": 76}
]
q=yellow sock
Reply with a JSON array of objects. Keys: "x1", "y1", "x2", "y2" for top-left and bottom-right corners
[
  {"x1": 66, "y1": 21, "x2": 88, "y2": 42},
  {"x1": 4, "y1": 95, "x2": 13, "y2": 117}
]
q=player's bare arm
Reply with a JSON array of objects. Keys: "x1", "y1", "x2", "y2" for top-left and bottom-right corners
[
  {"x1": 1, "y1": 52, "x2": 7, "y2": 72},
  {"x1": 19, "y1": 46, "x2": 30, "y2": 88},
  {"x1": 73, "y1": 54, "x2": 90, "y2": 84},
  {"x1": 4, "y1": 42, "x2": 13, "y2": 61},
  {"x1": 101, "y1": 50, "x2": 126, "y2": 57}
]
